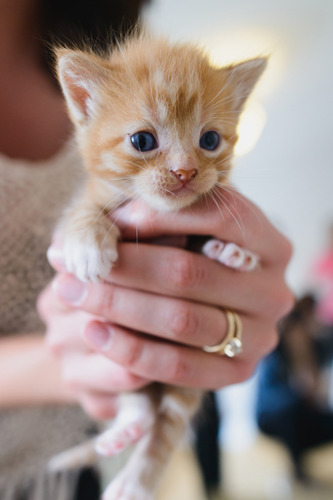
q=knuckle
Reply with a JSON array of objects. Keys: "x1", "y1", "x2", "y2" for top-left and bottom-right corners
[
  {"x1": 167, "y1": 352, "x2": 190, "y2": 384},
  {"x1": 96, "y1": 285, "x2": 116, "y2": 318},
  {"x1": 119, "y1": 336, "x2": 144, "y2": 368},
  {"x1": 167, "y1": 252, "x2": 205, "y2": 291},
  {"x1": 263, "y1": 283, "x2": 295, "y2": 320},
  {"x1": 273, "y1": 286, "x2": 295, "y2": 319},
  {"x1": 169, "y1": 302, "x2": 198, "y2": 342},
  {"x1": 278, "y1": 236, "x2": 293, "y2": 266}
]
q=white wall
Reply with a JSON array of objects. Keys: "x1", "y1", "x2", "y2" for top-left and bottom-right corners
[{"x1": 144, "y1": 0, "x2": 333, "y2": 294}]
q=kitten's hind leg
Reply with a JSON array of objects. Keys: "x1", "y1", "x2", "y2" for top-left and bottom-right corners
[
  {"x1": 102, "y1": 387, "x2": 202, "y2": 500},
  {"x1": 95, "y1": 391, "x2": 157, "y2": 457}
]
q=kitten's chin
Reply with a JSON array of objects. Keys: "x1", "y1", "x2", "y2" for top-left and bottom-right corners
[{"x1": 140, "y1": 190, "x2": 201, "y2": 212}]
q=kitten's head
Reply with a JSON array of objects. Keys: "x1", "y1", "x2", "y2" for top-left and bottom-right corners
[{"x1": 56, "y1": 36, "x2": 266, "y2": 211}]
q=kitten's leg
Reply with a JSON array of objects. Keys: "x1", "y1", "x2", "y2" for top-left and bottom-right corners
[
  {"x1": 95, "y1": 390, "x2": 158, "y2": 457},
  {"x1": 49, "y1": 391, "x2": 157, "y2": 473},
  {"x1": 60, "y1": 192, "x2": 121, "y2": 282},
  {"x1": 103, "y1": 387, "x2": 203, "y2": 500}
]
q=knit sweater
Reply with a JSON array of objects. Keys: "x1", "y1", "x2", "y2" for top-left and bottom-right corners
[{"x1": 0, "y1": 141, "x2": 98, "y2": 499}]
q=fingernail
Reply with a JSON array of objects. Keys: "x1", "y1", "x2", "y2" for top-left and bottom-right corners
[
  {"x1": 55, "y1": 275, "x2": 87, "y2": 305},
  {"x1": 85, "y1": 323, "x2": 112, "y2": 351}
]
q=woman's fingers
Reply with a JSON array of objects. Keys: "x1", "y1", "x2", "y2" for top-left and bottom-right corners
[
  {"x1": 113, "y1": 188, "x2": 292, "y2": 266},
  {"x1": 112, "y1": 243, "x2": 292, "y2": 316},
  {"x1": 53, "y1": 271, "x2": 288, "y2": 351},
  {"x1": 54, "y1": 273, "x2": 227, "y2": 347},
  {"x1": 39, "y1": 281, "x2": 149, "y2": 398},
  {"x1": 83, "y1": 320, "x2": 277, "y2": 390}
]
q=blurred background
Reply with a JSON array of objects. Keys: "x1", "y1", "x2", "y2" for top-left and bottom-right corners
[{"x1": 140, "y1": 1, "x2": 333, "y2": 499}]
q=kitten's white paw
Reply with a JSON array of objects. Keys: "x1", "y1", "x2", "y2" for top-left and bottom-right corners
[{"x1": 64, "y1": 226, "x2": 119, "y2": 283}]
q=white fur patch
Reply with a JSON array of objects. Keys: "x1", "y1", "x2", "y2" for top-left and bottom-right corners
[{"x1": 63, "y1": 227, "x2": 119, "y2": 283}]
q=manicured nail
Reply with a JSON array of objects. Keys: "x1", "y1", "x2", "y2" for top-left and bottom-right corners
[
  {"x1": 55, "y1": 274, "x2": 87, "y2": 305},
  {"x1": 85, "y1": 323, "x2": 112, "y2": 351}
]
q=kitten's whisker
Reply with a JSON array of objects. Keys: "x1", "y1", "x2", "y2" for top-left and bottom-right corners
[
  {"x1": 213, "y1": 186, "x2": 246, "y2": 242},
  {"x1": 126, "y1": 160, "x2": 145, "y2": 171},
  {"x1": 208, "y1": 190, "x2": 225, "y2": 223},
  {"x1": 207, "y1": 94, "x2": 250, "y2": 111},
  {"x1": 102, "y1": 176, "x2": 134, "y2": 182},
  {"x1": 93, "y1": 191, "x2": 126, "y2": 224},
  {"x1": 163, "y1": 188, "x2": 177, "y2": 198},
  {"x1": 101, "y1": 189, "x2": 141, "y2": 247},
  {"x1": 207, "y1": 67, "x2": 236, "y2": 107},
  {"x1": 219, "y1": 184, "x2": 263, "y2": 230},
  {"x1": 219, "y1": 119, "x2": 239, "y2": 127}
]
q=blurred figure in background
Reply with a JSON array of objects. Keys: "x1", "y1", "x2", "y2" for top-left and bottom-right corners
[{"x1": 257, "y1": 295, "x2": 333, "y2": 483}]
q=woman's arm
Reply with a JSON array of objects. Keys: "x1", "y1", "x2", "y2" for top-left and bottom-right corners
[{"x1": 0, "y1": 334, "x2": 76, "y2": 409}]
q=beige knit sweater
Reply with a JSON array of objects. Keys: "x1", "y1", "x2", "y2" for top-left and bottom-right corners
[{"x1": 0, "y1": 141, "x2": 98, "y2": 499}]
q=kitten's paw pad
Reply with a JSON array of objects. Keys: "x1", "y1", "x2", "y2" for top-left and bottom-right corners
[{"x1": 95, "y1": 421, "x2": 151, "y2": 457}]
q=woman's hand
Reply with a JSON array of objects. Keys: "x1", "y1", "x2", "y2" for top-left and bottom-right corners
[
  {"x1": 42, "y1": 188, "x2": 293, "y2": 406},
  {"x1": 38, "y1": 282, "x2": 148, "y2": 420}
]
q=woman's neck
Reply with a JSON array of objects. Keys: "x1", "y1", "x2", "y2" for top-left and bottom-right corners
[
  {"x1": 0, "y1": 0, "x2": 72, "y2": 161},
  {"x1": 0, "y1": 0, "x2": 41, "y2": 64}
]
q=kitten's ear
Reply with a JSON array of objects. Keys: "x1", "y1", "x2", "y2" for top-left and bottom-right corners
[
  {"x1": 56, "y1": 49, "x2": 110, "y2": 125},
  {"x1": 223, "y1": 57, "x2": 267, "y2": 113}
]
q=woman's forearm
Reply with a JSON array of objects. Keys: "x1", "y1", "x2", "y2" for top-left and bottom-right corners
[{"x1": 0, "y1": 334, "x2": 76, "y2": 409}]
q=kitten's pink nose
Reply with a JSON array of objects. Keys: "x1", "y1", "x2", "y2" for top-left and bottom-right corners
[{"x1": 170, "y1": 168, "x2": 198, "y2": 184}]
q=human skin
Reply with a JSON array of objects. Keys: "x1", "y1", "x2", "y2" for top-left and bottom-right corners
[{"x1": 39, "y1": 190, "x2": 294, "y2": 421}]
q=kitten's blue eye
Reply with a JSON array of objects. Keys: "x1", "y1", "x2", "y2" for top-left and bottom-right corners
[
  {"x1": 130, "y1": 132, "x2": 157, "y2": 152},
  {"x1": 200, "y1": 131, "x2": 220, "y2": 151}
]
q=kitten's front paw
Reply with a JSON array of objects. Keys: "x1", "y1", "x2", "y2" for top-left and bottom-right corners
[{"x1": 64, "y1": 226, "x2": 120, "y2": 282}]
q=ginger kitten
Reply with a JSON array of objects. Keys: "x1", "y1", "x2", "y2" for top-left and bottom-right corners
[{"x1": 51, "y1": 35, "x2": 266, "y2": 500}]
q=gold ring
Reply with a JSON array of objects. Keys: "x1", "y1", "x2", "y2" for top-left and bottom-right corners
[{"x1": 203, "y1": 310, "x2": 243, "y2": 358}]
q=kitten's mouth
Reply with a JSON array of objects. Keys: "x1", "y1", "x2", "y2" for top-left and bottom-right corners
[
  {"x1": 170, "y1": 184, "x2": 192, "y2": 194},
  {"x1": 164, "y1": 183, "x2": 197, "y2": 198}
]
